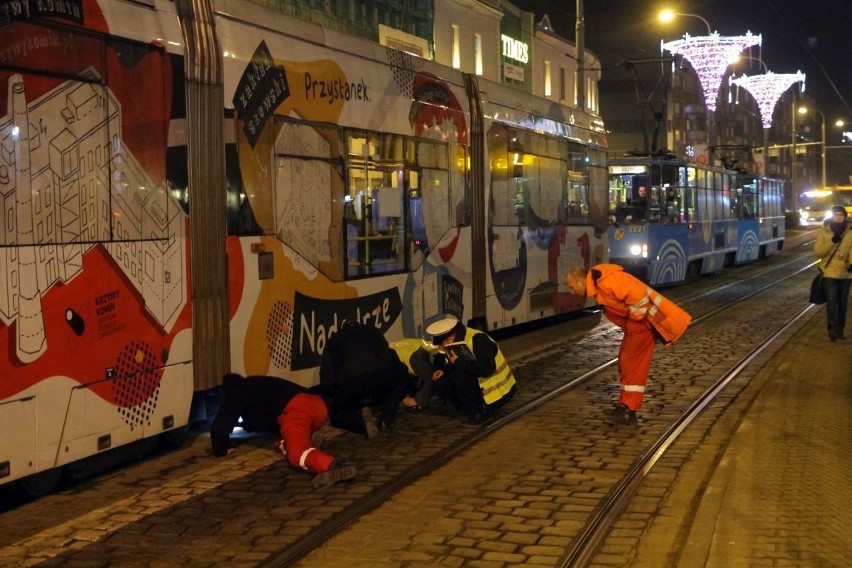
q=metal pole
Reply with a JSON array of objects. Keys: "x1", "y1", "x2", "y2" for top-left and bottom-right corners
[
  {"x1": 791, "y1": 95, "x2": 797, "y2": 210},
  {"x1": 820, "y1": 111, "x2": 827, "y2": 187},
  {"x1": 576, "y1": 0, "x2": 585, "y2": 111}
]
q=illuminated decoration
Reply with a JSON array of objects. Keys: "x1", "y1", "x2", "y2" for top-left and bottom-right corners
[
  {"x1": 731, "y1": 71, "x2": 806, "y2": 128},
  {"x1": 661, "y1": 32, "x2": 762, "y2": 112}
]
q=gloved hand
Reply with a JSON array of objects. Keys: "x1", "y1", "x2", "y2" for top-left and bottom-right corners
[{"x1": 832, "y1": 233, "x2": 842, "y2": 243}]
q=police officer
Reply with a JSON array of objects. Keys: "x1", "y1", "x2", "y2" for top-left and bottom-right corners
[{"x1": 423, "y1": 316, "x2": 516, "y2": 424}]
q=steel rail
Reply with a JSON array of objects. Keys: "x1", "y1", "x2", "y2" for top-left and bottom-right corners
[
  {"x1": 261, "y1": 261, "x2": 817, "y2": 567},
  {"x1": 557, "y1": 303, "x2": 816, "y2": 567}
]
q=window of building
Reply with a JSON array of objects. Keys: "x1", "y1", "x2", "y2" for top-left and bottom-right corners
[
  {"x1": 544, "y1": 59, "x2": 551, "y2": 97},
  {"x1": 559, "y1": 67, "x2": 566, "y2": 101},
  {"x1": 452, "y1": 24, "x2": 460, "y2": 69},
  {"x1": 474, "y1": 32, "x2": 483, "y2": 76}
]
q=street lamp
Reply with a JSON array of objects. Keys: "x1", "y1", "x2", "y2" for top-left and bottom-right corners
[
  {"x1": 798, "y1": 106, "x2": 826, "y2": 188},
  {"x1": 659, "y1": 9, "x2": 713, "y2": 35}
]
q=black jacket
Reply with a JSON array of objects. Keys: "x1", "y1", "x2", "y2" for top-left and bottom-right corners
[
  {"x1": 319, "y1": 322, "x2": 400, "y2": 394},
  {"x1": 210, "y1": 375, "x2": 307, "y2": 457}
]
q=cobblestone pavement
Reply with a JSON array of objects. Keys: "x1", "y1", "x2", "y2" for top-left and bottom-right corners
[{"x1": 4, "y1": 229, "x2": 847, "y2": 568}]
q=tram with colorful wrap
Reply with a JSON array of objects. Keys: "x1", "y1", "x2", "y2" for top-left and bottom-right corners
[
  {"x1": 607, "y1": 154, "x2": 786, "y2": 286},
  {"x1": 0, "y1": 0, "x2": 607, "y2": 494}
]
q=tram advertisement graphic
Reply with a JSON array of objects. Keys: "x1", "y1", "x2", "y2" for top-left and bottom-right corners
[
  {"x1": 0, "y1": 0, "x2": 83, "y2": 25},
  {"x1": 289, "y1": 289, "x2": 402, "y2": 370},
  {"x1": 440, "y1": 274, "x2": 464, "y2": 320},
  {"x1": 234, "y1": 41, "x2": 290, "y2": 148}
]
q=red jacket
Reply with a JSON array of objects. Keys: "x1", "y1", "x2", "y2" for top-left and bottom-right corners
[{"x1": 587, "y1": 264, "x2": 691, "y2": 345}]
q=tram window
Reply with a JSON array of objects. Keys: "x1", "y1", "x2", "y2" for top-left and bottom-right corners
[
  {"x1": 489, "y1": 125, "x2": 583, "y2": 227},
  {"x1": 660, "y1": 165, "x2": 683, "y2": 224},
  {"x1": 739, "y1": 177, "x2": 759, "y2": 218},
  {"x1": 489, "y1": 127, "x2": 514, "y2": 225},
  {"x1": 611, "y1": 173, "x2": 648, "y2": 223},
  {"x1": 340, "y1": 132, "x2": 457, "y2": 278},
  {"x1": 273, "y1": 121, "x2": 345, "y2": 278},
  {"x1": 723, "y1": 174, "x2": 734, "y2": 219},
  {"x1": 662, "y1": 185, "x2": 685, "y2": 224}
]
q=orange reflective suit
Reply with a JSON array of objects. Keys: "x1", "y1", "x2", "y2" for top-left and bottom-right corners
[{"x1": 587, "y1": 264, "x2": 692, "y2": 410}]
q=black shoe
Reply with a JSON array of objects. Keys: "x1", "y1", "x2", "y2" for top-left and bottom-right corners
[
  {"x1": 466, "y1": 411, "x2": 491, "y2": 425},
  {"x1": 312, "y1": 460, "x2": 357, "y2": 489},
  {"x1": 605, "y1": 404, "x2": 638, "y2": 425},
  {"x1": 360, "y1": 407, "x2": 379, "y2": 440}
]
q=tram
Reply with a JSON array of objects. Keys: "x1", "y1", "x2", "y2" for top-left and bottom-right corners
[
  {"x1": 0, "y1": 0, "x2": 607, "y2": 493},
  {"x1": 607, "y1": 154, "x2": 786, "y2": 286},
  {"x1": 798, "y1": 186, "x2": 852, "y2": 224}
]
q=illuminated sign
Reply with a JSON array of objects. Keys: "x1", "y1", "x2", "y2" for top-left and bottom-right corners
[
  {"x1": 609, "y1": 165, "x2": 647, "y2": 175},
  {"x1": 501, "y1": 34, "x2": 529, "y2": 64}
]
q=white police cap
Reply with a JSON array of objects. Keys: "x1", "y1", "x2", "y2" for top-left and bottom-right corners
[{"x1": 426, "y1": 316, "x2": 459, "y2": 337}]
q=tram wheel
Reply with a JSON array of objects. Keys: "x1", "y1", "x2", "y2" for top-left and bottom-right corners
[
  {"x1": 16, "y1": 467, "x2": 64, "y2": 498},
  {"x1": 687, "y1": 261, "x2": 701, "y2": 281}
]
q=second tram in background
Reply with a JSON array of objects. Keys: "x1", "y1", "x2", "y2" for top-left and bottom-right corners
[{"x1": 607, "y1": 154, "x2": 786, "y2": 286}]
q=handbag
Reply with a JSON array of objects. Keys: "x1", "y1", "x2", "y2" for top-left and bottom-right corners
[
  {"x1": 810, "y1": 272, "x2": 826, "y2": 304},
  {"x1": 810, "y1": 240, "x2": 842, "y2": 305}
]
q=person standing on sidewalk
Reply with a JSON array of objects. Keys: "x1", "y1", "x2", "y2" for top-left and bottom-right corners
[
  {"x1": 565, "y1": 264, "x2": 691, "y2": 425},
  {"x1": 813, "y1": 205, "x2": 852, "y2": 341},
  {"x1": 210, "y1": 373, "x2": 356, "y2": 489}
]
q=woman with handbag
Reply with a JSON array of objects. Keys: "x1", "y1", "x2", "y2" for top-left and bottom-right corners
[{"x1": 813, "y1": 205, "x2": 852, "y2": 342}]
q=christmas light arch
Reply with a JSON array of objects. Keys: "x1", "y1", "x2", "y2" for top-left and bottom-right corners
[
  {"x1": 730, "y1": 71, "x2": 806, "y2": 129},
  {"x1": 661, "y1": 32, "x2": 762, "y2": 112}
]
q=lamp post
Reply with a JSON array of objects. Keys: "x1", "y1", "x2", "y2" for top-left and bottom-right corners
[
  {"x1": 659, "y1": 9, "x2": 713, "y2": 35},
  {"x1": 798, "y1": 106, "x2": 826, "y2": 188}
]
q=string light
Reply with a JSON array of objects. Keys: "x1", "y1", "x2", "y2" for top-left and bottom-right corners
[
  {"x1": 661, "y1": 32, "x2": 762, "y2": 112},
  {"x1": 730, "y1": 71, "x2": 806, "y2": 128}
]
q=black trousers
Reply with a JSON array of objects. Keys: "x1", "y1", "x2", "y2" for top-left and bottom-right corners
[
  {"x1": 328, "y1": 363, "x2": 408, "y2": 433},
  {"x1": 431, "y1": 368, "x2": 485, "y2": 416}
]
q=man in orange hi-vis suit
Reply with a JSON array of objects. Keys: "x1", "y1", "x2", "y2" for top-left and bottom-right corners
[{"x1": 565, "y1": 264, "x2": 692, "y2": 425}]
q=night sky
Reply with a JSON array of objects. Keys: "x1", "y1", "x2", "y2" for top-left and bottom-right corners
[{"x1": 512, "y1": 0, "x2": 851, "y2": 140}]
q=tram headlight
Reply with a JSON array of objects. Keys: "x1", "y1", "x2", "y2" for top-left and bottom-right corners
[{"x1": 629, "y1": 244, "x2": 648, "y2": 258}]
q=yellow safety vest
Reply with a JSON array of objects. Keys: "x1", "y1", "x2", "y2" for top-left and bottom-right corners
[
  {"x1": 389, "y1": 338, "x2": 426, "y2": 374},
  {"x1": 465, "y1": 330, "x2": 516, "y2": 405}
]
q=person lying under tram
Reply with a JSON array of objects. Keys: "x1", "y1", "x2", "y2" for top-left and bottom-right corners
[
  {"x1": 210, "y1": 373, "x2": 356, "y2": 489},
  {"x1": 565, "y1": 265, "x2": 692, "y2": 425},
  {"x1": 397, "y1": 316, "x2": 516, "y2": 424}
]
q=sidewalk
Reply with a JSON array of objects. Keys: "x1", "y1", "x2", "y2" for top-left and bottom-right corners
[{"x1": 683, "y1": 305, "x2": 852, "y2": 566}]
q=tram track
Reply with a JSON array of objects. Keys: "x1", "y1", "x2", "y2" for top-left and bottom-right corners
[
  {"x1": 559, "y1": 303, "x2": 816, "y2": 567},
  {"x1": 265, "y1": 246, "x2": 819, "y2": 567},
  {"x1": 0, "y1": 235, "x2": 820, "y2": 568}
]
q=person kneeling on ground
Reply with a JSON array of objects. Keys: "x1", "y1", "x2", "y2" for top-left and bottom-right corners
[
  {"x1": 210, "y1": 373, "x2": 356, "y2": 489},
  {"x1": 421, "y1": 315, "x2": 516, "y2": 424},
  {"x1": 319, "y1": 321, "x2": 410, "y2": 436}
]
